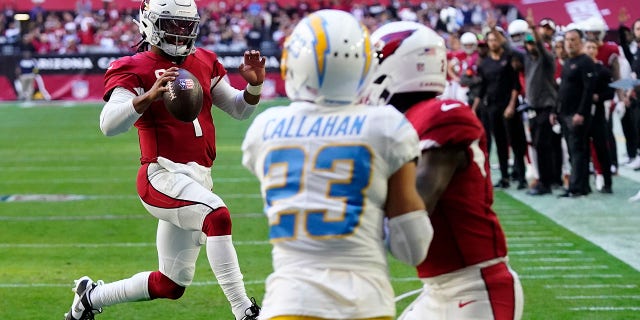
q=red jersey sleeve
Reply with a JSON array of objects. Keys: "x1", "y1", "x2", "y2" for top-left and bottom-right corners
[
  {"x1": 104, "y1": 56, "x2": 143, "y2": 100},
  {"x1": 405, "y1": 99, "x2": 484, "y2": 150},
  {"x1": 191, "y1": 49, "x2": 227, "y2": 90},
  {"x1": 596, "y1": 42, "x2": 620, "y2": 68}
]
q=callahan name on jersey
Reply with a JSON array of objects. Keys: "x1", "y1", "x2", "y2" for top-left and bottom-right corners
[{"x1": 261, "y1": 114, "x2": 367, "y2": 141}]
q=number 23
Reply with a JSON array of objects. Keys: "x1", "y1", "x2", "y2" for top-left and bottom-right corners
[{"x1": 263, "y1": 144, "x2": 372, "y2": 241}]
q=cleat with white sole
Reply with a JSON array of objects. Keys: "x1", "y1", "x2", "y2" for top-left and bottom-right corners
[{"x1": 64, "y1": 276, "x2": 103, "y2": 320}]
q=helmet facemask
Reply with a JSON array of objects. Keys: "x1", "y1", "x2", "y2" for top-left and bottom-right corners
[
  {"x1": 150, "y1": 14, "x2": 199, "y2": 56},
  {"x1": 138, "y1": 0, "x2": 200, "y2": 58}
]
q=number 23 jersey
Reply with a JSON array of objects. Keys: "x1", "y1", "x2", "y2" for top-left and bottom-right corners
[{"x1": 242, "y1": 101, "x2": 420, "y2": 272}]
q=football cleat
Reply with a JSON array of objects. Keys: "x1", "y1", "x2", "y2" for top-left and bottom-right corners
[
  {"x1": 240, "y1": 297, "x2": 261, "y2": 320},
  {"x1": 64, "y1": 276, "x2": 103, "y2": 320}
]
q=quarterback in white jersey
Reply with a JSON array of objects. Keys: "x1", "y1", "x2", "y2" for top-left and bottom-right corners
[{"x1": 242, "y1": 10, "x2": 433, "y2": 320}]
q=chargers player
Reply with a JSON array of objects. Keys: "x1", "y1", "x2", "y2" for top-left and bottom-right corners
[
  {"x1": 241, "y1": 10, "x2": 433, "y2": 320},
  {"x1": 64, "y1": 0, "x2": 263, "y2": 319},
  {"x1": 365, "y1": 21, "x2": 524, "y2": 320}
]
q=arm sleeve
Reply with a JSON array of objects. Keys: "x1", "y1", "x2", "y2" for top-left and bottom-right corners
[
  {"x1": 99, "y1": 87, "x2": 141, "y2": 136},
  {"x1": 388, "y1": 210, "x2": 433, "y2": 266},
  {"x1": 241, "y1": 113, "x2": 265, "y2": 176},
  {"x1": 211, "y1": 79, "x2": 257, "y2": 120}
]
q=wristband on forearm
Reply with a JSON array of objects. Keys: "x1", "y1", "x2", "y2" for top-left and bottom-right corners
[{"x1": 246, "y1": 83, "x2": 263, "y2": 96}]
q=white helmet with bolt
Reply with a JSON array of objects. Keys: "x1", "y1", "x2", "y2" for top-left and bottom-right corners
[{"x1": 281, "y1": 9, "x2": 373, "y2": 105}]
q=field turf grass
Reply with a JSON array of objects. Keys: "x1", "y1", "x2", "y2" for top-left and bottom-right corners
[{"x1": 1, "y1": 100, "x2": 638, "y2": 319}]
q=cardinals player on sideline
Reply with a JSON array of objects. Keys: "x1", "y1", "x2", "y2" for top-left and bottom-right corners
[
  {"x1": 365, "y1": 21, "x2": 523, "y2": 320},
  {"x1": 64, "y1": 0, "x2": 263, "y2": 319}
]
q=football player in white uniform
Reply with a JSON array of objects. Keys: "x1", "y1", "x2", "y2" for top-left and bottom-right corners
[
  {"x1": 241, "y1": 9, "x2": 433, "y2": 320},
  {"x1": 365, "y1": 22, "x2": 523, "y2": 320}
]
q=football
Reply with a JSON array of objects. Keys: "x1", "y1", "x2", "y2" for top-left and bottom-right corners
[{"x1": 163, "y1": 68, "x2": 203, "y2": 122}]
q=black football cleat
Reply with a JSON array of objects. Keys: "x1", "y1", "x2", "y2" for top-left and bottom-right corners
[{"x1": 240, "y1": 297, "x2": 261, "y2": 320}]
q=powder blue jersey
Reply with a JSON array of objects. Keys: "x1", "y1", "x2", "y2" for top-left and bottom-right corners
[{"x1": 242, "y1": 101, "x2": 419, "y2": 273}]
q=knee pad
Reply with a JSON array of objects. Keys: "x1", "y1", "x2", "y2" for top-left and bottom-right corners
[
  {"x1": 202, "y1": 207, "x2": 232, "y2": 236},
  {"x1": 148, "y1": 271, "x2": 186, "y2": 300}
]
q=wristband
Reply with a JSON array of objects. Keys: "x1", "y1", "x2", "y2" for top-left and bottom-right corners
[{"x1": 246, "y1": 83, "x2": 263, "y2": 96}]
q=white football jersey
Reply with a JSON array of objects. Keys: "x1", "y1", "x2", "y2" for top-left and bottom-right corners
[{"x1": 242, "y1": 101, "x2": 419, "y2": 274}]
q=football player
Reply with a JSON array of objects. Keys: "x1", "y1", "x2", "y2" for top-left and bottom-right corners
[
  {"x1": 444, "y1": 32, "x2": 480, "y2": 103},
  {"x1": 365, "y1": 21, "x2": 524, "y2": 320},
  {"x1": 63, "y1": 0, "x2": 264, "y2": 319},
  {"x1": 241, "y1": 9, "x2": 433, "y2": 320}
]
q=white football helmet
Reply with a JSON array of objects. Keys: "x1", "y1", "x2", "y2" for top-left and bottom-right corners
[
  {"x1": 508, "y1": 19, "x2": 529, "y2": 47},
  {"x1": 280, "y1": 9, "x2": 372, "y2": 105},
  {"x1": 460, "y1": 32, "x2": 478, "y2": 54},
  {"x1": 582, "y1": 16, "x2": 607, "y2": 42},
  {"x1": 365, "y1": 21, "x2": 447, "y2": 106},
  {"x1": 136, "y1": 0, "x2": 200, "y2": 57}
]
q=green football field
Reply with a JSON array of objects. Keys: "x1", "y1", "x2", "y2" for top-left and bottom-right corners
[{"x1": 1, "y1": 100, "x2": 639, "y2": 320}]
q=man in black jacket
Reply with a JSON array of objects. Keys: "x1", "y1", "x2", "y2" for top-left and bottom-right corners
[
  {"x1": 551, "y1": 29, "x2": 596, "y2": 197},
  {"x1": 473, "y1": 29, "x2": 527, "y2": 190}
]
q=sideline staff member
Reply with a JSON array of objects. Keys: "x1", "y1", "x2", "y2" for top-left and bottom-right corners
[{"x1": 551, "y1": 28, "x2": 595, "y2": 197}]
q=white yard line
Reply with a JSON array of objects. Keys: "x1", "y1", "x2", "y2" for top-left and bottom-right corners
[
  {"x1": 556, "y1": 295, "x2": 640, "y2": 300},
  {"x1": 509, "y1": 250, "x2": 583, "y2": 255},
  {"x1": 1, "y1": 177, "x2": 255, "y2": 184},
  {"x1": 517, "y1": 257, "x2": 596, "y2": 262},
  {"x1": 0, "y1": 240, "x2": 271, "y2": 248},
  {"x1": 507, "y1": 236, "x2": 563, "y2": 242},
  {"x1": 545, "y1": 284, "x2": 637, "y2": 289},
  {"x1": 569, "y1": 306, "x2": 640, "y2": 311},
  {"x1": 521, "y1": 265, "x2": 609, "y2": 271},
  {"x1": 0, "y1": 193, "x2": 262, "y2": 203},
  {"x1": 0, "y1": 212, "x2": 263, "y2": 221},
  {"x1": 0, "y1": 277, "x2": 418, "y2": 289},
  {"x1": 508, "y1": 242, "x2": 574, "y2": 248},
  {"x1": 519, "y1": 274, "x2": 623, "y2": 279}
]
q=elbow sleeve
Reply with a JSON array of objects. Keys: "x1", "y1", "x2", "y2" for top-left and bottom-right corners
[
  {"x1": 388, "y1": 210, "x2": 433, "y2": 266},
  {"x1": 211, "y1": 80, "x2": 257, "y2": 120},
  {"x1": 100, "y1": 88, "x2": 140, "y2": 136}
]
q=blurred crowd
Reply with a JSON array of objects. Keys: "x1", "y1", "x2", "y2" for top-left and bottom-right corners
[{"x1": 0, "y1": 0, "x2": 503, "y2": 55}]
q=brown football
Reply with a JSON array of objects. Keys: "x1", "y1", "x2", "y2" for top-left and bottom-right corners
[{"x1": 163, "y1": 68, "x2": 203, "y2": 122}]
